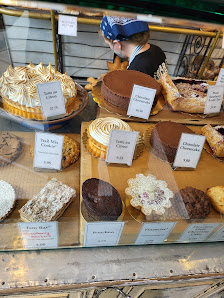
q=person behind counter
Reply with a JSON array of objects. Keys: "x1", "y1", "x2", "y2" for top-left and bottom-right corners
[{"x1": 100, "y1": 16, "x2": 168, "y2": 80}]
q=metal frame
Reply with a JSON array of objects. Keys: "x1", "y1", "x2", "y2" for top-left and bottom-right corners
[{"x1": 0, "y1": 6, "x2": 223, "y2": 74}]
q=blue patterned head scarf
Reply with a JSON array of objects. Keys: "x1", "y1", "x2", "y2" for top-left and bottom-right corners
[{"x1": 100, "y1": 16, "x2": 149, "y2": 41}]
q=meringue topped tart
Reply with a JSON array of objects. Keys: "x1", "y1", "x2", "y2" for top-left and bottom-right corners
[
  {"x1": 0, "y1": 62, "x2": 78, "y2": 120},
  {"x1": 86, "y1": 117, "x2": 132, "y2": 159}
]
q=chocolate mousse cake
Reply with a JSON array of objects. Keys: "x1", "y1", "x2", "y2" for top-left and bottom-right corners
[
  {"x1": 175, "y1": 187, "x2": 211, "y2": 219},
  {"x1": 150, "y1": 121, "x2": 194, "y2": 162},
  {"x1": 82, "y1": 178, "x2": 123, "y2": 221},
  {"x1": 101, "y1": 70, "x2": 161, "y2": 113}
]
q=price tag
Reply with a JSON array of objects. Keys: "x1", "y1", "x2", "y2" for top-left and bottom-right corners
[
  {"x1": 106, "y1": 130, "x2": 139, "y2": 166},
  {"x1": 178, "y1": 223, "x2": 219, "y2": 243},
  {"x1": 208, "y1": 225, "x2": 224, "y2": 242},
  {"x1": 137, "y1": 14, "x2": 162, "y2": 24},
  {"x1": 135, "y1": 222, "x2": 176, "y2": 245},
  {"x1": 18, "y1": 222, "x2": 58, "y2": 249},
  {"x1": 58, "y1": 15, "x2": 77, "y2": 36},
  {"x1": 36, "y1": 81, "x2": 66, "y2": 119},
  {"x1": 173, "y1": 133, "x2": 205, "y2": 169},
  {"x1": 216, "y1": 68, "x2": 224, "y2": 86},
  {"x1": 204, "y1": 85, "x2": 224, "y2": 114},
  {"x1": 84, "y1": 222, "x2": 124, "y2": 247},
  {"x1": 33, "y1": 132, "x2": 64, "y2": 171},
  {"x1": 127, "y1": 84, "x2": 156, "y2": 120}
]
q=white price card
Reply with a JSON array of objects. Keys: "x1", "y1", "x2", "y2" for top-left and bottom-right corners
[
  {"x1": 84, "y1": 222, "x2": 124, "y2": 247},
  {"x1": 18, "y1": 222, "x2": 58, "y2": 249},
  {"x1": 173, "y1": 133, "x2": 205, "y2": 169},
  {"x1": 208, "y1": 225, "x2": 224, "y2": 242},
  {"x1": 204, "y1": 85, "x2": 224, "y2": 114},
  {"x1": 137, "y1": 14, "x2": 162, "y2": 24},
  {"x1": 178, "y1": 223, "x2": 219, "y2": 243},
  {"x1": 216, "y1": 68, "x2": 224, "y2": 86},
  {"x1": 127, "y1": 84, "x2": 156, "y2": 120},
  {"x1": 106, "y1": 130, "x2": 139, "y2": 166},
  {"x1": 135, "y1": 222, "x2": 176, "y2": 245},
  {"x1": 36, "y1": 81, "x2": 66, "y2": 119},
  {"x1": 58, "y1": 15, "x2": 77, "y2": 36},
  {"x1": 33, "y1": 132, "x2": 64, "y2": 171}
]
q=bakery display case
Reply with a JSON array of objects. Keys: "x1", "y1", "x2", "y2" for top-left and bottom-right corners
[{"x1": 0, "y1": 0, "x2": 224, "y2": 253}]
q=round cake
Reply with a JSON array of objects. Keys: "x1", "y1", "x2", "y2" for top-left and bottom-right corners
[
  {"x1": 0, "y1": 180, "x2": 16, "y2": 221},
  {"x1": 82, "y1": 178, "x2": 123, "y2": 221},
  {"x1": 86, "y1": 117, "x2": 132, "y2": 160},
  {"x1": 0, "y1": 62, "x2": 78, "y2": 120},
  {"x1": 101, "y1": 70, "x2": 161, "y2": 112},
  {"x1": 175, "y1": 187, "x2": 211, "y2": 219},
  {"x1": 0, "y1": 132, "x2": 22, "y2": 166},
  {"x1": 150, "y1": 121, "x2": 195, "y2": 162}
]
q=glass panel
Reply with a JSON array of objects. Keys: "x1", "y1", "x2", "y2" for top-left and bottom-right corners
[{"x1": 0, "y1": 1, "x2": 223, "y2": 251}]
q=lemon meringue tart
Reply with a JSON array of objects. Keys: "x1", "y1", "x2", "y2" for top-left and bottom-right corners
[
  {"x1": 0, "y1": 62, "x2": 78, "y2": 120},
  {"x1": 86, "y1": 117, "x2": 132, "y2": 160}
]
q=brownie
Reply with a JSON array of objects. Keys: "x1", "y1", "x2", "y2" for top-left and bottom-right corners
[
  {"x1": 82, "y1": 178, "x2": 123, "y2": 221},
  {"x1": 175, "y1": 187, "x2": 211, "y2": 219}
]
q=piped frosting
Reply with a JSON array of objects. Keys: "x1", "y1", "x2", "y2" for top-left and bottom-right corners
[
  {"x1": 89, "y1": 117, "x2": 132, "y2": 146},
  {"x1": 0, "y1": 62, "x2": 77, "y2": 107}
]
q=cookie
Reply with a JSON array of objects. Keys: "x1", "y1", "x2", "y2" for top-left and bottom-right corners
[
  {"x1": 0, "y1": 132, "x2": 22, "y2": 166},
  {"x1": 175, "y1": 187, "x2": 211, "y2": 219},
  {"x1": 30, "y1": 135, "x2": 80, "y2": 169},
  {"x1": 62, "y1": 136, "x2": 80, "y2": 168}
]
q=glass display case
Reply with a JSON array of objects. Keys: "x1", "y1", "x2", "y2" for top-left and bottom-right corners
[{"x1": 0, "y1": 0, "x2": 224, "y2": 252}]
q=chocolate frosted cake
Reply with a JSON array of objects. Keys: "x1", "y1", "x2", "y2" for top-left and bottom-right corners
[
  {"x1": 101, "y1": 70, "x2": 161, "y2": 112},
  {"x1": 150, "y1": 121, "x2": 194, "y2": 162},
  {"x1": 82, "y1": 178, "x2": 123, "y2": 221},
  {"x1": 175, "y1": 187, "x2": 211, "y2": 219}
]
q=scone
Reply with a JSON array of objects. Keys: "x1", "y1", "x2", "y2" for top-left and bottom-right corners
[
  {"x1": 30, "y1": 135, "x2": 80, "y2": 169},
  {"x1": 207, "y1": 186, "x2": 224, "y2": 214},
  {"x1": 19, "y1": 178, "x2": 76, "y2": 222},
  {"x1": 201, "y1": 124, "x2": 224, "y2": 157},
  {"x1": 0, "y1": 132, "x2": 22, "y2": 166},
  {"x1": 0, "y1": 62, "x2": 78, "y2": 120},
  {"x1": 86, "y1": 117, "x2": 132, "y2": 160},
  {"x1": 0, "y1": 180, "x2": 16, "y2": 221},
  {"x1": 82, "y1": 178, "x2": 123, "y2": 221},
  {"x1": 125, "y1": 174, "x2": 173, "y2": 219}
]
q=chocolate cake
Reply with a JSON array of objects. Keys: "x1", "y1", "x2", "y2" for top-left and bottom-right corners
[
  {"x1": 175, "y1": 187, "x2": 211, "y2": 219},
  {"x1": 101, "y1": 70, "x2": 161, "y2": 112},
  {"x1": 150, "y1": 121, "x2": 194, "y2": 162},
  {"x1": 82, "y1": 178, "x2": 123, "y2": 221}
]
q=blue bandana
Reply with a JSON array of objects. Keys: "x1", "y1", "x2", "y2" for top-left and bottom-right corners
[{"x1": 100, "y1": 16, "x2": 149, "y2": 41}]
